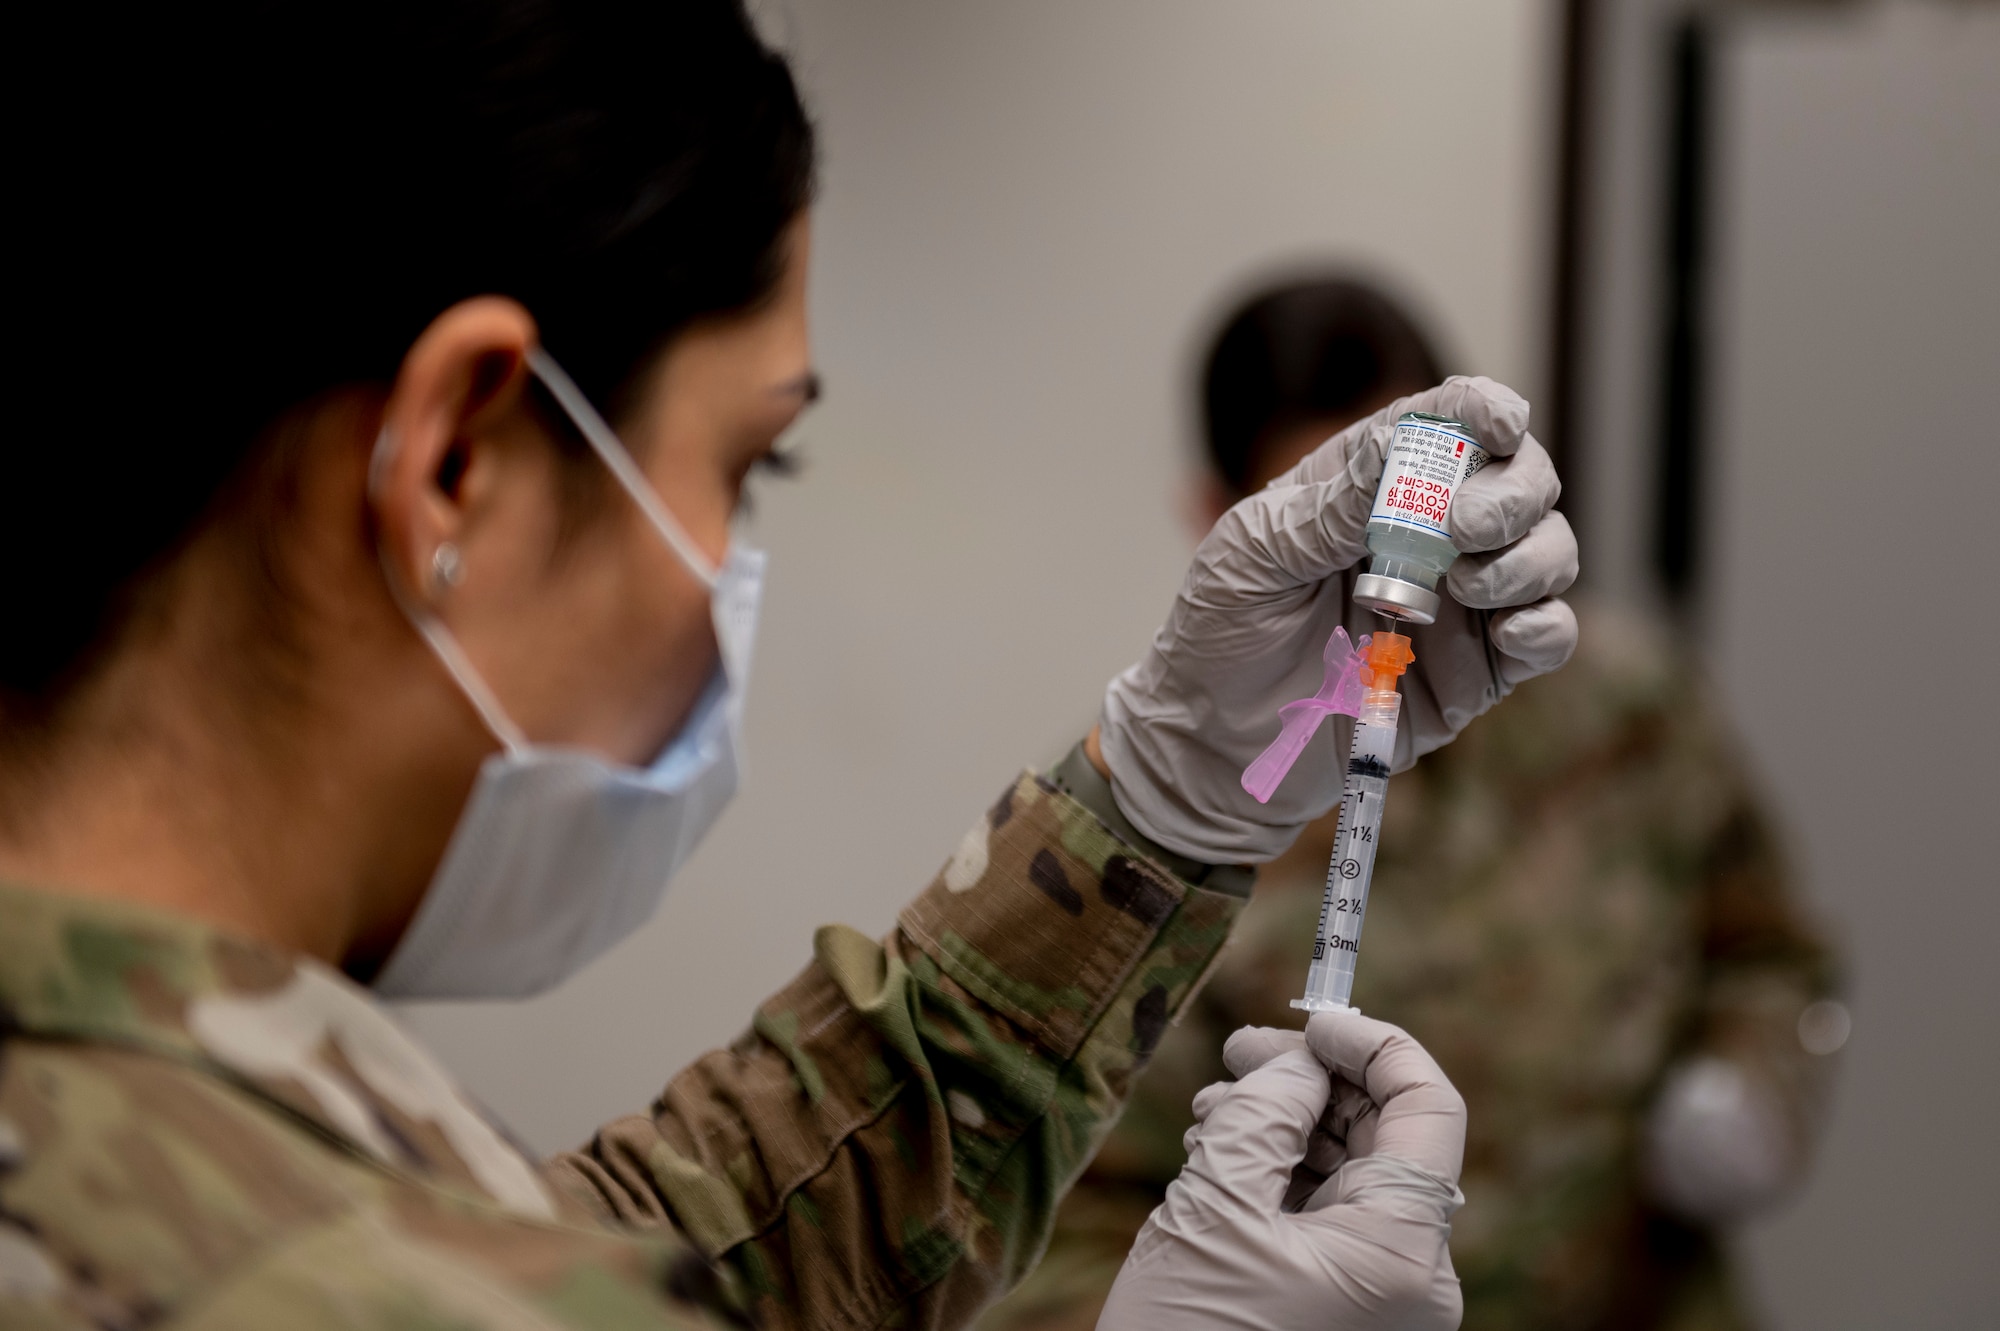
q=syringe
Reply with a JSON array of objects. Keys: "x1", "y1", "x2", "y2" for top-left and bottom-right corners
[{"x1": 1292, "y1": 630, "x2": 1412, "y2": 1014}]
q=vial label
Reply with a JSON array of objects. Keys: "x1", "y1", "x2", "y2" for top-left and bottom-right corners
[{"x1": 1369, "y1": 417, "x2": 1489, "y2": 538}]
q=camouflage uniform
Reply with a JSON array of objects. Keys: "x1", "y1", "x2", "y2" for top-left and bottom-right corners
[
  {"x1": 980, "y1": 606, "x2": 1841, "y2": 1331},
  {"x1": 0, "y1": 771, "x2": 1244, "y2": 1330}
]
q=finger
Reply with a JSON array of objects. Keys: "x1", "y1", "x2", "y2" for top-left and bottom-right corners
[
  {"x1": 1289, "y1": 1154, "x2": 1464, "y2": 1328},
  {"x1": 1329, "y1": 1076, "x2": 1375, "y2": 1142},
  {"x1": 1283, "y1": 375, "x2": 1533, "y2": 491},
  {"x1": 1450, "y1": 434, "x2": 1560, "y2": 553},
  {"x1": 1491, "y1": 597, "x2": 1579, "y2": 679},
  {"x1": 1294, "y1": 1153, "x2": 1464, "y2": 1226},
  {"x1": 1399, "y1": 376, "x2": 1533, "y2": 459},
  {"x1": 1301, "y1": 1125, "x2": 1349, "y2": 1178},
  {"x1": 1190, "y1": 1081, "x2": 1230, "y2": 1126},
  {"x1": 1343, "y1": 1098, "x2": 1380, "y2": 1161},
  {"x1": 1218, "y1": 378, "x2": 1541, "y2": 603},
  {"x1": 1445, "y1": 511, "x2": 1579, "y2": 609},
  {"x1": 1282, "y1": 1164, "x2": 1332, "y2": 1213},
  {"x1": 1187, "y1": 1039, "x2": 1307, "y2": 1150},
  {"x1": 1296, "y1": 1074, "x2": 1370, "y2": 1176},
  {"x1": 1180, "y1": 1049, "x2": 1331, "y2": 1216},
  {"x1": 1304, "y1": 1012, "x2": 1467, "y2": 1181},
  {"x1": 1222, "y1": 1026, "x2": 1306, "y2": 1078}
]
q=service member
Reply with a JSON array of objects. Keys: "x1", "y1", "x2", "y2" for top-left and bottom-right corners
[{"x1": 0, "y1": 6, "x2": 1576, "y2": 1328}]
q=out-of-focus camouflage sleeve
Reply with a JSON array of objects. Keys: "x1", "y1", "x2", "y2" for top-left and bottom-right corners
[{"x1": 544, "y1": 772, "x2": 1245, "y2": 1331}]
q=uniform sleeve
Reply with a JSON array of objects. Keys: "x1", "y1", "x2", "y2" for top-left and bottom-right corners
[
  {"x1": 0, "y1": 1038, "x2": 752, "y2": 1331},
  {"x1": 543, "y1": 772, "x2": 1245, "y2": 1331}
]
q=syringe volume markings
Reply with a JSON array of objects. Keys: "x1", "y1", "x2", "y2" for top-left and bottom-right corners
[{"x1": 1292, "y1": 629, "x2": 1414, "y2": 1016}]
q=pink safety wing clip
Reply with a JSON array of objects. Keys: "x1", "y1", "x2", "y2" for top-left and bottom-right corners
[{"x1": 1239, "y1": 627, "x2": 1369, "y2": 804}]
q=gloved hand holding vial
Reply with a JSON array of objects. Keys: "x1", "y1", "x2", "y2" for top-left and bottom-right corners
[{"x1": 1098, "y1": 379, "x2": 1577, "y2": 869}]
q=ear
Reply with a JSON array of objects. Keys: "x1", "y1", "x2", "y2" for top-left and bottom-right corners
[{"x1": 369, "y1": 296, "x2": 539, "y2": 606}]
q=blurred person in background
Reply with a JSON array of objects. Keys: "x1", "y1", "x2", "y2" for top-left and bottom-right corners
[
  {"x1": 981, "y1": 278, "x2": 1844, "y2": 1331},
  {"x1": 0, "y1": 6, "x2": 1584, "y2": 1330}
]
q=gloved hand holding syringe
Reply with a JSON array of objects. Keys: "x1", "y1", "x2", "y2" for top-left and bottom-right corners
[{"x1": 1240, "y1": 411, "x2": 1489, "y2": 1014}]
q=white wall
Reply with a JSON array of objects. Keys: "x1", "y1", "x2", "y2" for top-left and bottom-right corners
[
  {"x1": 1706, "y1": 5, "x2": 2000, "y2": 1327},
  {"x1": 402, "y1": 0, "x2": 1557, "y2": 1151}
]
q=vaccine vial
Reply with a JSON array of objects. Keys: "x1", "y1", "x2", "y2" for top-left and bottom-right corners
[{"x1": 1352, "y1": 412, "x2": 1490, "y2": 624}]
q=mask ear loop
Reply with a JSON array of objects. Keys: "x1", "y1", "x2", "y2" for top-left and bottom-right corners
[
  {"x1": 369, "y1": 427, "x2": 530, "y2": 756},
  {"x1": 524, "y1": 347, "x2": 722, "y2": 593}
]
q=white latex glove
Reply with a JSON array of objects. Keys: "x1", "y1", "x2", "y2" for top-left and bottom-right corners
[
  {"x1": 1098, "y1": 1013, "x2": 1468, "y2": 1331},
  {"x1": 1100, "y1": 376, "x2": 1578, "y2": 863},
  {"x1": 1642, "y1": 1055, "x2": 1798, "y2": 1223}
]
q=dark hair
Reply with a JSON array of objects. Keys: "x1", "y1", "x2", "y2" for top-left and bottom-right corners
[
  {"x1": 1200, "y1": 277, "x2": 1445, "y2": 496},
  {"x1": 5, "y1": 0, "x2": 814, "y2": 713}
]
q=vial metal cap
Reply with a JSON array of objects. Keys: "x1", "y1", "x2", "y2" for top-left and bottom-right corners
[{"x1": 1352, "y1": 573, "x2": 1440, "y2": 625}]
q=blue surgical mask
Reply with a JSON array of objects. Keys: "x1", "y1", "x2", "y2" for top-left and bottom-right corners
[{"x1": 370, "y1": 349, "x2": 764, "y2": 1001}]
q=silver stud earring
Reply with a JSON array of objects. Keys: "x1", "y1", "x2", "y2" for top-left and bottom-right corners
[{"x1": 431, "y1": 542, "x2": 465, "y2": 592}]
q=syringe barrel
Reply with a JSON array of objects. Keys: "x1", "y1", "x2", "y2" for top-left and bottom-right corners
[
  {"x1": 1294, "y1": 691, "x2": 1400, "y2": 1014},
  {"x1": 1352, "y1": 691, "x2": 1400, "y2": 762}
]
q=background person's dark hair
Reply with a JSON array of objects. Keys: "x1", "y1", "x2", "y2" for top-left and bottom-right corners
[
  {"x1": 1201, "y1": 278, "x2": 1446, "y2": 496},
  {"x1": 5, "y1": 0, "x2": 814, "y2": 719}
]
